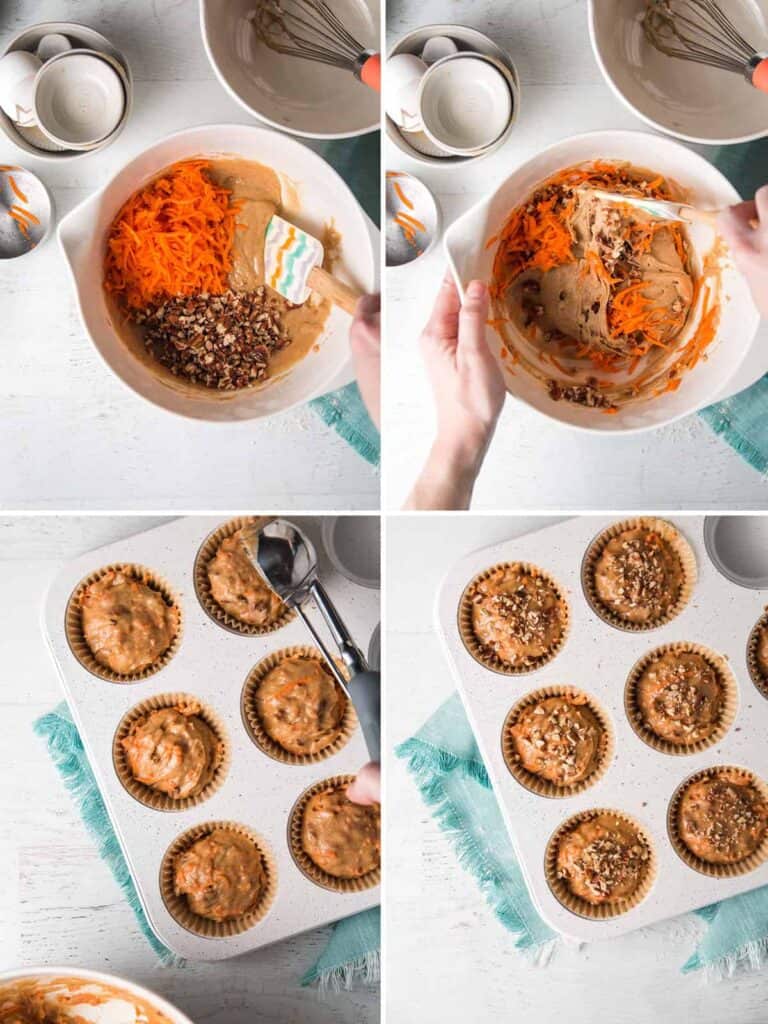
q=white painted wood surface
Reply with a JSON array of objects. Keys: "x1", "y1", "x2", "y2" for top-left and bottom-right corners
[
  {"x1": 385, "y1": 514, "x2": 768, "y2": 1024},
  {"x1": 383, "y1": 0, "x2": 768, "y2": 511},
  {"x1": 0, "y1": 516, "x2": 378, "y2": 1023},
  {"x1": 0, "y1": 1, "x2": 378, "y2": 511}
]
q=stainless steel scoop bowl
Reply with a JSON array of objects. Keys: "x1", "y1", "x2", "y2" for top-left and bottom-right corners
[{"x1": 241, "y1": 518, "x2": 381, "y2": 762}]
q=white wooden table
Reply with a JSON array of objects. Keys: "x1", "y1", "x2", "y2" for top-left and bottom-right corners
[
  {"x1": 384, "y1": 0, "x2": 768, "y2": 511},
  {"x1": 0, "y1": 0, "x2": 378, "y2": 511},
  {"x1": 0, "y1": 516, "x2": 378, "y2": 1023},
  {"x1": 386, "y1": 514, "x2": 768, "y2": 1024}
]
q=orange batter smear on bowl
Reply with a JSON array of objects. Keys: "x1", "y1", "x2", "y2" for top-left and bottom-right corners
[{"x1": 487, "y1": 161, "x2": 723, "y2": 412}]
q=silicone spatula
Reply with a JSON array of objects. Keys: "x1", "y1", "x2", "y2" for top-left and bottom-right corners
[{"x1": 264, "y1": 214, "x2": 363, "y2": 315}]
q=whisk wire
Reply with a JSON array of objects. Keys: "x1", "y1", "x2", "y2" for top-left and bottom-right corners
[
  {"x1": 250, "y1": 0, "x2": 369, "y2": 73},
  {"x1": 644, "y1": 0, "x2": 763, "y2": 75}
]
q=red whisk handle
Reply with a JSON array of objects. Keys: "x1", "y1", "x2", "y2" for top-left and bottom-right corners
[
  {"x1": 752, "y1": 57, "x2": 768, "y2": 93},
  {"x1": 359, "y1": 52, "x2": 381, "y2": 92}
]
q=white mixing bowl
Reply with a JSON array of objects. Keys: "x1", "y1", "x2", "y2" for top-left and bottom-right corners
[
  {"x1": 588, "y1": 0, "x2": 768, "y2": 144},
  {"x1": 200, "y1": 0, "x2": 380, "y2": 139},
  {"x1": 445, "y1": 129, "x2": 761, "y2": 434},
  {"x1": 0, "y1": 968, "x2": 193, "y2": 1023},
  {"x1": 58, "y1": 123, "x2": 377, "y2": 422}
]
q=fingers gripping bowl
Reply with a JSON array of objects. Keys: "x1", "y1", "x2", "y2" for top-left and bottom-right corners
[
  {"x1": 57, "y1": 124, "x2": 376, "y2": 422},
  {"x1": 444, "y1": 130, "x2": 760, "y2": 434}
]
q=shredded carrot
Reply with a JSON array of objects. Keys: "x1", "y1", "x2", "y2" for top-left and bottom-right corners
[
  {"x1": 103, "y1": 159, "x2": 240, "y2": 310},
  {"x1": 8, "y1": 210, "x2": 30, "y2": 238},
  {"x1": 392, "y1": 180, "x2": 414, "y2": 210},
  {"x1": 10, "y1": 204, "x2": 39, "y2": 225},
  {"x1": 8, "y1": 175, "x2": 27, "y2": 204},
  {"x1": 397, "y1": 211, "x2": 426, "y2": 232}
]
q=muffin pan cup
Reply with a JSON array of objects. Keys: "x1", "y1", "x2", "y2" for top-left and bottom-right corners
[
  {"x1": 436, "y1": 516, "x2": 768, "y2": 942},
  {"x1": 43, "y1": 516, "x2": 379, "y2": 961}
]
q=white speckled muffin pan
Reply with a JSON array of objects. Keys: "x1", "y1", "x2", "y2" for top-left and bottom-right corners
[
  {"x1": 436, "y1": 516, "x2": 768, "y2": 941},
  {"x1": 43, "y1": 515, "x2": 379, "y2": 961}
]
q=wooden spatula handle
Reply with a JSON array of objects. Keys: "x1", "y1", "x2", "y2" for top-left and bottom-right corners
[{"x1": 308, "y1": 265, "x2": 363, "y2": 316}]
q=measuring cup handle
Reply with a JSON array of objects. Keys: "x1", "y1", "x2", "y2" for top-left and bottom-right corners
[{"x1": 347, "y1": 669, "x2": 380, "y2": 763}]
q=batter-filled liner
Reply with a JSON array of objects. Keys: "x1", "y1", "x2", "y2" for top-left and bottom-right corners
[
  {"x1": 288, "y1": 774, "x2": 381, "y2": 893},
  {"x1": 668, "y1": 766, "x2": 768, "y2": 878},
  {"x1": 193, "y1": 516, "x2": 295, "y2": 636},
  {"x1": 746, "y1": 610, "x2": 768, "y2": 701},
  {"x1": 242, "y1": 646, "x2": 356, "y2": 765},
  {"x1": 65, "y1": 562, "x2": 182, "y2": 683},
  {"x1": 103, "y1": 157, "x2": 342, "y2": 395},
  {"x1": 160, "y1": 820, "x2": 277, "y2": 938},
  {"x1": 624, "y1": 642, "x2": 737, "y2": 756},
  {"x1": 488, "y1": 161, "x2": 723, "y2": 413},
  {"x1": 545, "y1": 807, "x2": 657, "y2": 919},
  {"x1": 501, "y1": 684, "x2": 614, "y2": 798},
  {"x1": 113, "y1": 692, "x2": 231, "y2": 811}
]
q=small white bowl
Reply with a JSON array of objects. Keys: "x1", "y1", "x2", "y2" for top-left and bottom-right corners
[
  {"x1": 34, "y1": 49, "x2": 125, "y2": 148},
  {"x1": 0, "y1": 49, "x2": 41, "y2": 121},
  {"x1": 419, "y1": 52, "x2": 512, "y2": 155},
  {"x1": 588, "y1": 0, "x2": 768, "y2": 144}
]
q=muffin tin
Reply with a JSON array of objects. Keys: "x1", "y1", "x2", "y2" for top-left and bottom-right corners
[
  {"x1": 43, "y1": 515, "x2": 379, "y2": 961},
  {"x1": 436, "y1": 516, "x2": 768, "y2": 941}
]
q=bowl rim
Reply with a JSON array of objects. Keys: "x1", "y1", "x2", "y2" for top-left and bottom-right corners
[
  {"x1": 198, "y1": 0, "x2": 379, "y2": 141},
  {"x1": 586, "y1": 0, "x2": 768, "y2": 146},
  {"x1": 0, "y1": 967, "x2": 194, "y2": 1023},
  {"x1": 57, "y1": 121, "x2": 375, "y2": 423},
  {"x1": 444, "y1": 127, "x2": 759, "y2": 436}
]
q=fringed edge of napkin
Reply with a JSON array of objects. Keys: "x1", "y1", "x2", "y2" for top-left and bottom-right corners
[
  {"x1": 301, "y1": 949, "x2": 381, "y2": 992},
  {"x1": 396, "y1": 736, "x2": 557, "y2": 964}
]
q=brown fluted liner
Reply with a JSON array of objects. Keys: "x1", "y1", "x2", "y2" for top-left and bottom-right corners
[
  {"x1": 458, "y1": 561, "x2": 570, "y2": 675},
  {"x1": 160, "y1": 821, "x2": 277, "y2": 938},
  {"x1": 624, "y1": 641, "x2": 737, "y2": 756},
  {"x1": 193, "y1": 516, "x2": 295, "y2": 636},
  {"x1": 287, "y1": 774, "x2": 381, "y2": 893},
  {"x1": 113, "y1": 693, "x2": 230, "y2": 811},
  {"x1": 667, "y1": 765, "x2": 768, "y2": 877},
  {"x1": 501, "y1": 685, "x2": 614, "y2": 798},
  {"x1": 241, "y1": 646, "x2": 356, "y2": 765},
  {"x1": 746, "y1": 610, "x2": 768, "y2": 700},
  {"x1": 545, "y1": 807, "x2": 657, "y2": 919},
  {"x1": 582, "y1": 518, "x2": 696, "y2": 633},
  {"x1": 65, "y1": 563, "x2": 182, "y2": 683}
]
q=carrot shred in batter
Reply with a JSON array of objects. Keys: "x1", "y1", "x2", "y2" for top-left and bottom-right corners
[{"x1": 103, "y1": 159, "x2": 240, "y2": 310}]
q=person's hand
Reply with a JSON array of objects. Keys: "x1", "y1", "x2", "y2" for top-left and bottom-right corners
[
  {"x1": 346, "y1": 761, "x2": 380, "y2": 805},
  {"x1": 717, "y1": 186, "x2": 768, "y2": 318},
  {"x1": 349, "y1": 294, "x2": 381, "y2": 429},
  {"x1": 405, "y1": 273, "x2": 506, "y2": 510}
]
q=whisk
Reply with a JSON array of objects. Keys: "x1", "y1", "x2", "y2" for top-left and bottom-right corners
[
  {"x1": 643, "y1": 0, "x2": 768, "y2": 92},
  {"x1": 248, "y1": 0, "x2": 381, "y2": 92}
]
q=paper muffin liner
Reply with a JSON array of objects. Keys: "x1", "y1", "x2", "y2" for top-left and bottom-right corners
[
  {"x1": 746, "y1": 610, "x2": 768, "y2": 700},
  {"x1": 242, "y1": 646, "x2": 356, "y2": 765},
  {"x1": 287, "y1": 774, "x2": 381, "y2": 893},
  {"x1": 667, "y1": 765, "x2": 768, "y2": 878},
  {"x1": 65, "y1": 563, "x2": 182, "y2": 683},
  {"x1": 545, "y1": 807, "x2": 657, "y2": 919},
  {"x1": 458, "y1": 561, "x2": 570, "y2": 675},
  {"x1": 113, "y1": 692, "x2": 231, "y2": 811},
  {"x1": 501, "y1": 685, "x2": 614, "y2": 798},
  {"x1": 160, "y1": 820, "x2": 277, "y2": 938},
  {"x1": 582, "y1": 518, "x2": 697, "y2": 633},
  {"x1": 624, "y1": 642, "x2": 738, "y2": 756},
  {"x1": 193, "y1": 516, "x2": 295, "y2": 636}
]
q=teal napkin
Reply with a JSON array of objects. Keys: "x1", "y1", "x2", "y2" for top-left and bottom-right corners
[
  {"x1": 689, "y1": 140, "x2": 768, "y2": 472},
  {"x1": 308, "y1": 135, "x2": 380, "y2": 467},
  {"x1": 35, "y1": 702, "x2": 380, "y2": 989},
  {"x1": 397, "y1": 692, "x2": 768, "y2": 977}
]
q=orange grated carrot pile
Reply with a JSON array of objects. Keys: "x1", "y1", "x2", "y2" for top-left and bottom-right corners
[{"x1": 103, "y1": 159, "x2": 240, "y2": 310}]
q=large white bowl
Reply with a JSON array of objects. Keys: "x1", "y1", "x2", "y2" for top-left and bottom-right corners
[
  {"x1": 588, "y1": 0, "x2": 768, "y2": 145},
  {"x1": 0, "y1": 968, "x2": 193, "y2": 1023},
  {"x1": 200, "y1": 0, "x2": 379, "y2": 139},
  {"x1": 445, "y1": 129, "x2": 761, "y2": 435},
  {"x1": 58, "y1": 123, "x2": 377, "y2": 422}
]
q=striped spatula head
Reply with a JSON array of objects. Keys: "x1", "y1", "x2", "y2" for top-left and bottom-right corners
[{"x1": 264, "y1": 214, "x2": 324, "y2": 305}]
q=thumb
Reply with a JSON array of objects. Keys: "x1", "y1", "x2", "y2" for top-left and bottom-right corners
[{"x1": 458, "y1": 280, "x2": 490, "y2": 354}]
